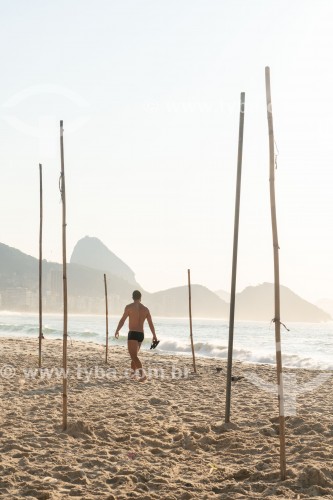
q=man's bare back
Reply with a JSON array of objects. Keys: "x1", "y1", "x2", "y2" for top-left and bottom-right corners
[
  {"x1": 126, "y1": 302, "x2": 150, "y2": 333},
  {"x1": 114, "y1": 290, "x2": 157, "y2": 340}
]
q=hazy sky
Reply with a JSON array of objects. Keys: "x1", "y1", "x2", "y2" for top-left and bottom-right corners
[{"x1": 1, "y1": 0, "x2": 332, "y2": 303}]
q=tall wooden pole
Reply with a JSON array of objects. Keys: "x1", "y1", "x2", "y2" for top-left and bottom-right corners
[
  {"x1": 60, "y1": 120, "x2": 68, "y2": 431},
  {"x1": 38, "y1": 163, "x2": 43, "y2": 371},
  {"x1": 225, "y1": 92, "x2": 245, "y2": 423},
  {"x1": 265, "y1": 67, "x2": 287, "y2": 480},
  {"x1": 187, "y1": 269, "x2": 197, "y2": 373},
  {"x1": 104, "y1": 274, "x2": 109, "y2": 364}
]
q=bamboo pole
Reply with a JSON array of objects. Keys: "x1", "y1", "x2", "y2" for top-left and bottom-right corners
[
  {"x1": 187, "y1": 269, "x2": 197, "y2": 373},
  {"x1": 265, "y1": 66, "x2": 287, "y2": 480},
  {"x1": 38, "y1": 163, "x2": 43, "y2": 372},
  {"x1": 60, "y1": 120, "x2": 68, "y2": 431},
  {"x1": 104, "y1": 274, "x2": 109, "y2": 364},
  {"x1": 225, "y1": 92, "x2": 245, "y2": 423}
]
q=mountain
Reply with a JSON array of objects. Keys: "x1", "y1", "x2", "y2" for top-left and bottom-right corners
[
  {"x1": 316, "y1": 298, "x2": 333, "y2": 318},
  {"x1": 214, "y1": 289, "x2": 230, "y2": 303},
  {"x1": 145, "y1": 285, "x2": 229, "y2": 319},
  {"x1": 235, "y1": 283, "x2": 331, "y2": 322},
  {"x1": 70, "y1": 236, "x2": 138, "y2": 286},
  {"x1": 0, "y1": 242, "x2": 135, "y2": 313},
  {"x1": 0, "y1": 241, "x2": 331, "y2": 322},
  {"x1": 0, "y1": 242, "x2": 228, "y2": 317},
  {"x1": 0, "y1": 243, "x2": 39, "y2": 285},
  {"x1": 68, "y1": 237, "x2": 230, "y2": 317}
]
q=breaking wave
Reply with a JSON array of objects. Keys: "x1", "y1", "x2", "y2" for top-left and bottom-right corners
[
  {"x1": 1, "y1": 314, "x2": 332, "y2": 370},
  {"x1": 156, "y1": 339, "x2": 333, "y2": 370}
]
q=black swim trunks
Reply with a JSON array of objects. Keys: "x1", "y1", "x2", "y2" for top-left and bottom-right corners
[{"x1": 128, "y1": 331, "x2": 144, "y2": 343}]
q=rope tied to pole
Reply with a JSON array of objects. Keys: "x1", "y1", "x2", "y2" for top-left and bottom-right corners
[
  {"x1": 59, "y1": 172, "x2": 64, "y2": 200},
  {"x1": 271, "y1": 318, "x2": 290, "y2": 332}
]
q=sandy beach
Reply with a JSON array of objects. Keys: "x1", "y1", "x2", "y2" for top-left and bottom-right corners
[{"x1": 0, "y1": 337, "x2": 332, "y2": 499}]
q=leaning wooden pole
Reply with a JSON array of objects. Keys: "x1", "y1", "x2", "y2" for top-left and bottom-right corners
[
  {"x1": 104, "y1": 274, "x2": 109, "y2": 364},
  {"x1": 187, "y1": 269, "x2": 197, "y2": 373},
  {"x1": 38, "y1": 163, "x2": 43, "y2": 372},
  {"x1": 60, "y1": 120, "x2": 68, "y2": 431},
  {"x1": 265, "y1": 66, "x2": 287, "y2": 480},
  {"x1": 225, "y1": 92, "x2": 245, "y2": 423}
]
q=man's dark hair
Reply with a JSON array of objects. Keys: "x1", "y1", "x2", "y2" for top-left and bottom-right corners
[{"x1": 132, "y1": 290, "x2": 142, "y2": 300}]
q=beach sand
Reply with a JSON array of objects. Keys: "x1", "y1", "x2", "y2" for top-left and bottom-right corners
[{"x1": 0, "y1": 337, "x2": 332, "y2": 499}]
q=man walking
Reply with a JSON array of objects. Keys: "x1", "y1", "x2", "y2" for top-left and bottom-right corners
[{"x1": 115, "y1": 290, "x2": 158, "y2": 381}]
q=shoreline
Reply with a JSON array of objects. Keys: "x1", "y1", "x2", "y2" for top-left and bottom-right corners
[
  {"x1": 0, "y1": 332, "x2": 332, "y2": 373},
  {"x1": 0, "y1": 333, "x2": 332, "y2": 373},
  {"x1": 1, "y1": 337, "x2": 332, "y2": 499}
]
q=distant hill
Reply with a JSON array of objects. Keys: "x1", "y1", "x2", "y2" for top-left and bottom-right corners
[
  {"x1": 0, "y1": 243, "x2": 38, "y2": 286},
  {"x1": 70, "y1": 236, "x2": 138, "y2": 286},
  {"x1": 145, "y1": 285, "x2": 229, "y2": 318},
  {"x1": 214, "y1": 289, "x2": 230, "y2": 303},
  {"x1": 0, "y1": 242, "x2": 228, "y2": 317},
  {"x1": 316, "y1": 299, "x2": 333, "y2": 318},
  {"x1": 0, "y1": 242, "x2": 135, "y2": 313},
  {"x1": 0, "y1": 241, "x2": 331, "y2": 322},
  {"x1": 235, "y1": 283, "x2": 331, "y2": 322}
]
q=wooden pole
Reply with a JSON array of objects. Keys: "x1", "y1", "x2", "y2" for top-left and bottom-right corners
[
  {"x1": 225, "y1": 92, "x2": 245, "y2": 423},
  {"x1": 38, "y1": 163, "x2": 43, "y2": 372},
  {"x1": 104, "y1": 273, "x2": 109, "y2": 364},
  {"x1": 60, "y1": 120, "x2": 68, "y2": 431},
  {"x1": 265, "y1": 66, "x2": 287, "y2": 480},
  {"x1": 187, "y1": 269, "x2": 197, "y2": 373}
]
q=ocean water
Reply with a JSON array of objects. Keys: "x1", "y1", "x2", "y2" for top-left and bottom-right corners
[{"x1": 0, "y1": 312, "x2": 332, "y2": 371}]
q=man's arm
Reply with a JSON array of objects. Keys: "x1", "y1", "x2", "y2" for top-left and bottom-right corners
[
  {"x1": 114, "y1": 307, "x2": 129, "y2": 338},
  {"x1": 147, "y1": 310, "x2": 157, "y2": 341}
]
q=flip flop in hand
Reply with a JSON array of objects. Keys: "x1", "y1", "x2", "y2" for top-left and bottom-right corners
[{"x1": 150, "y1": 339, "x2": 160, "y2": 350}]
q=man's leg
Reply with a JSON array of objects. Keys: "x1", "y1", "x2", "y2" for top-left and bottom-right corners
[
  {"x1": 132, "y1": 342, "x2": 141, "y2": 372},
  {"x1": 136, "y1": 342, "x2": 146, "y2": 381},
  {"x1": 128, "y1": 340, "x2": 143, "y2": 376}
]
